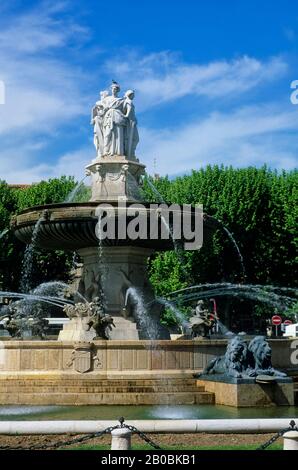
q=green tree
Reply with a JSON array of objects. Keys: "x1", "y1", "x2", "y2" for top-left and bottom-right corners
[
  {"x1": 144, "y1": 167, "x2": 297, "y2": 327},
  {"x1": 0, "y1": 177, "x2": 76, "y2": 292}
]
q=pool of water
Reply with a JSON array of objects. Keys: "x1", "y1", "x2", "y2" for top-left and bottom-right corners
[{"x1": 0, "y1": 405, "x2": 297, "y2": 421}]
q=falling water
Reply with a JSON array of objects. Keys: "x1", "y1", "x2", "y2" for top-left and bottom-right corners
[
  {"x1": 0, "y1": 291, "x2": 73, "y2": 309},
  {"x1": 19, "y1": 216, "x2": 44, "y2": 293},
  {"x1": 0, "y1": 288, "x2": 75, "y2": 338},
  {"x1": 127, "y1": 172, "x2": 144, "y2": 201},
  {"x1": 125, "y1": 287, "x2": 158, "y2": 339},
  {"x1": 216, "y1": 320, "x2": 234, "y2": 336},
  {"x1": 32, "y1": 281, "x2": 87, "y2": 304},
  {"x1": 144, "y1": 176, "x2": 188, "y2": 276},
  {"x1": 144, "y1": 175, "x2": 166, "y2": 203},
  {"x1": 155, "y1": 297, "x2": 189, "y2": 330},
  {"x1": 124, "y1": 287, "x2": 175, "y2": 395},
  {"x1": 64, "y1": 176, "x2": 88, "y2": 203},
  {"x1": 160, "y1": 215, "x2": 179, "y2": 251},
  {"x1": 94, "y1": 216, "x2": 107, "y2": 307},
  {"x1": 169, "y1": 282, "x2": 298, "y2": 296},
  {"x1": 153, "y1": 296, "x2": 233, "y2": 336},
  {"x1": 0, "y1": 228, "x2": 9, "y2": 240},
  {"x1": 205, "y1": 215, "x2": 246, "y2": 280},
  {"x1": 144, "y1": 180, "x2": 246, "y2": 282},
  {"x1": 165, "y1": 283, "x2": 297, "y2": 311},
  {"x1": 222, "y1": 226, "x2": 246, "y2": 279}
]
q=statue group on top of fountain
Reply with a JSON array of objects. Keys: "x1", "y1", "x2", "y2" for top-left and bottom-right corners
[{"x1": 91, "y1": 81, "x2": 139, "y2": 159}]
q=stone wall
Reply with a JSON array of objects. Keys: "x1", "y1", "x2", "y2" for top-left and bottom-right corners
[{"x1": 0, "y1": 339, "x2": 295, "y2": 376}]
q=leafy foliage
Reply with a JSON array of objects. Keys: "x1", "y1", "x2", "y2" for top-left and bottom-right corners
[
  {"x1": 0, "y1": 177, "x2": 76, "y2": 291},
  {"x1": 144, "y1": 167, "x2": 297, "y2": 326}
]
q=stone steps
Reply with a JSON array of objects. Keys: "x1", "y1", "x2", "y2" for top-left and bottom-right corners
[
  {"x1": 0, "y1": 375, "x2": 215, "y2": 405},
  {"x1": 0, "y1": 385, "x2": 204, "y2": 393},
  {"x1": 0, "y1": 377, "x2": 197, "y2": 384},
  {"x1": 0, "y1": 386, "x2": 204, "y2": 392},
  {"x1": 0, "y1": 391, "x2": 215, "y2": 405},
  {"x1": 0, "y1": 378, "x2": 205, "y2": 393}
]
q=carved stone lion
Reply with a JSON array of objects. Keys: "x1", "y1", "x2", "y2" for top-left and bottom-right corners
[
  {"x1": 247, "y1": 336, "x2": 287, "y2": 377},
  {"x1": 196, "y1": 334, "x2": 288, "y2": 380},
  {"x1": 200, "y1": 336, "x2": 249, "y2": 379}
]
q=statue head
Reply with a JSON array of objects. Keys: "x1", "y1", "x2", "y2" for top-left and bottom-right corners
[
  {"x1": 100, "y1": 90, "x2": 109, "y2": 101},
  {"x1": 110, "y1": 81, "x2": 120, "y2": 96},
  {"x1": 93, "y1": 296, "x2": 101, "y2": 304},
  {"x1": 224, "y1": 336, "x2": 248, "y2": 369},
  {"x1": 248, "y1": 336, "x2": 272, "y2": 368},
  {"x1": 125, "y1": 89, "x2": 135, "y2": 100}
]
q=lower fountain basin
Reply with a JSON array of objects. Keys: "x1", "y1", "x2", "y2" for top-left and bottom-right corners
[{"x1": 0, "y1": 339, "x2": 296, "y2": 406}]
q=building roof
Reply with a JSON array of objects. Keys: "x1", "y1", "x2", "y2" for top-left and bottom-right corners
[{"x1": 8, "y1": 184, "x2": 32, "y2": 189}]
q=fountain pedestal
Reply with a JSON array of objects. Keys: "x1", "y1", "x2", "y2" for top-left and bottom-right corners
[
  {"x1": 77, "y1": 246, "x2": 156, "y2": 340},
  {"x1": 86, "y1": 156, "x2": 145, "y2": 203}
]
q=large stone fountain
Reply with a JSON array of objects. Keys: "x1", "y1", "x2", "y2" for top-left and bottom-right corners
[
  {"x1": 0, "y1": 81, "x2": 295, "y2": 406},
  {"x1": 12, "y1": 81, "x2": 215, "y2": 341}
]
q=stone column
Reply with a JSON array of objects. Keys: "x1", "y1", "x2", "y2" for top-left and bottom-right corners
[
  {"x1": 111, "y1": 428, "x2": 132, "y2": 450},
  {"x1": 283, "y1": 430, "x2": 298, "y2": 450}
]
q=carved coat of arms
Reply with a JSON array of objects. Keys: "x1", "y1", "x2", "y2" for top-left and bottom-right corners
[
  {"x1": 67, "y1": 342, "x2": 102, "y2": 373},
  {"x1": 73, "y1": 346, "x2": 92, "y2": 373}
]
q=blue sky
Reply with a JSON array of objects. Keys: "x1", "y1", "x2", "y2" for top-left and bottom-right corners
[{"x1": 0, "y1": 0, "x2": 298, "y2": 182}]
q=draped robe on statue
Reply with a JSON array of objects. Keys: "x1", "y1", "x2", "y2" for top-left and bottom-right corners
[{"x1": 103, "y1": 97, "x2": 127, "y2": 156}]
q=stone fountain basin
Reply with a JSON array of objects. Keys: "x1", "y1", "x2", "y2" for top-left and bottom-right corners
[{"x1": 12, "y1": 202, "x2": 218, "y2": 251}]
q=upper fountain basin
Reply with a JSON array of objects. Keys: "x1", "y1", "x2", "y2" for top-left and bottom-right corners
[{"x1": 11, "y1": 202, "x2": 218, "y2": 251}]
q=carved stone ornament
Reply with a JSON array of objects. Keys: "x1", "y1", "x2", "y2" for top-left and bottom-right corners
[{"x1": 67, "y1": 342, "x2": 102, "y2": 373}]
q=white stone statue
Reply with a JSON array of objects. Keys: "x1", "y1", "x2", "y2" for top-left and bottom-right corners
[
  {"x1": 91, "y1": 81, "x2": 139, "y2": 159},
  {"x1": 91, "y1": 90, "x2": 109, "y2": 157},
  {"x1": 123, "y1": 90, "x2": 139, "y2": 159}
]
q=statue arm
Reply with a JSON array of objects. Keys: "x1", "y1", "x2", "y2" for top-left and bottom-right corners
[
  {"x1": 91, "y1": 106, "x2": 99, "y2": 125},
  {"x1": 124, "y1": 101, "x2": 132, "y2": 118}
]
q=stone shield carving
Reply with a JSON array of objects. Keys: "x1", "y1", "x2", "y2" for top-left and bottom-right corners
[
  {"x1": 67, "y1": 343, "x2": 92, "y2": 373},
  {"x1": 67, "y1": 342, "x2": 103, "y2": 373},
  {"x1": 74, "y1": 347, "x2": 92, "y2": 373}
]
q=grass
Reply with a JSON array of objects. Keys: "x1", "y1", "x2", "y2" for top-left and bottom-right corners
[{"x1": 64, "y1": 443, "x2": 283, "y2": 451}]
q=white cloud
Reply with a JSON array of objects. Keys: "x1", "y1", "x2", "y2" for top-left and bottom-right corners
[
  {"x1": 0, "y1": 2, "x2": 93, "y2": 181},
  {"x1": 6, "y1": 101, "x2": 297, "y2": 183},
  {"x1": 105, "y1": 52, "x2": 288, "y2": 110},
  {"x1": 139, "y1": 104, "x2": 298, "y2": 175},
  {"x1": 1, "y1": 146, "x2": 92, "y2": 184},
  {"x1": 0, "y1": 3, "x2": 89, "y2": 138},
  {"x1": 0, "y1": 1, "x2": 88, "y2": 54}
]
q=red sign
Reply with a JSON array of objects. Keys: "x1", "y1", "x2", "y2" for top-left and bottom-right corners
[
  {"x1": 283, "y1": 320, "x2": 292, "y2": 326},
  {"x1": 272, "y1": 315, "x2": 282, "y2": 326}
]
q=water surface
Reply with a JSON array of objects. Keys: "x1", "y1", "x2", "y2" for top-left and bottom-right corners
[{"x1": 0, "y1": 404, "x2": 297, "y2": 421}]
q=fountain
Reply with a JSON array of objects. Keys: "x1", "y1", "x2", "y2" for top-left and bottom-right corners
[
  {"x1": 11, "y1": 81, "x2": 215, "y2": 341},
  {"x1": 0, "y1": 80, "x2": 296, "y2": 407}
]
